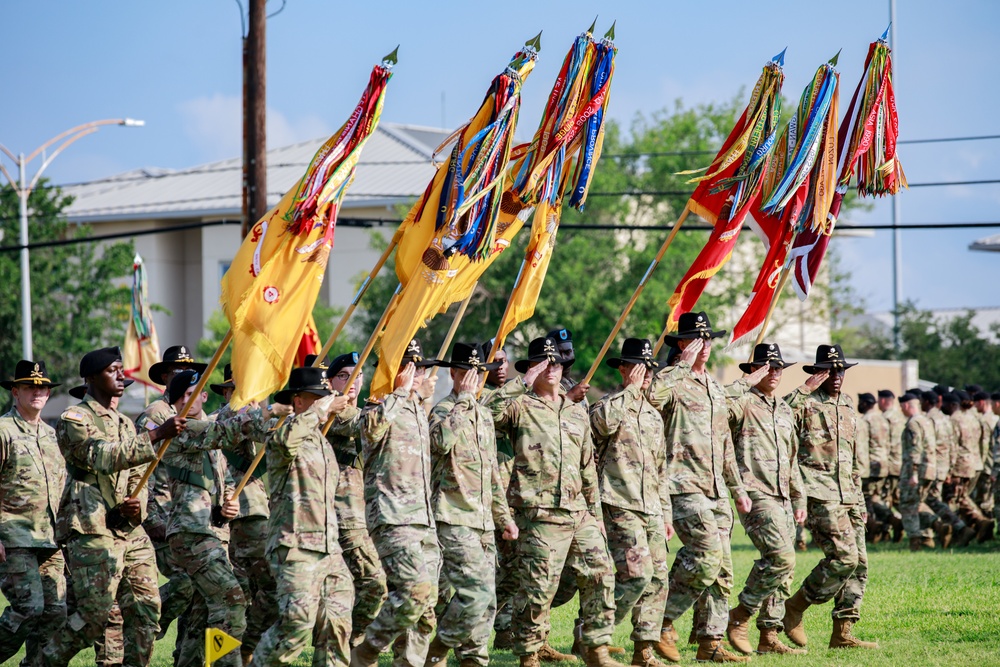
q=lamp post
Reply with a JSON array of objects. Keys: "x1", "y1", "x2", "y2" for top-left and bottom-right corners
[{"x1": 0, "y1": 118, "x2": 144, "y2": 360}]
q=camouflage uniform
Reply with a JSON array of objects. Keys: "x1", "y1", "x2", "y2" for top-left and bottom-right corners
[
  {"x1": 590, "y1": 383, "x2": 670, "y2": 641},
  {"x1": 646, "y1": 361, "x2": 748, "y2": 641},
  {"x1": 360, "y1": 388, "x2": 440, "y2": 667},
  {"x1": 864, "y1": 410, "x2": 892, "y2": 526},
  {"x1": 0, "y1": 409, "x2": 67, "y2": 662},
  {"x1": 785, "y1": 387, "x2": 866, "y2": 620},
  {"x1": 725, "y1": 384, "x2": 804, "y2": 629},
  {"x1": 970, "y1": 411, "x2": 999, "y2": 513},
  {"x1": 990, "y1": 422, "x2": 1000, "y2": 525},
  {"x1": 327, "y1": 406, "x2": 387, "y2": 644},
  {"x1": 950, "y1": 409, "x2": 987, "y2": 521},
  {"x1": 882, "y1": 407, "x2": 906, "y2": 507},
  {"x1": 486, "y1": 379, "x2": 616, "y2": 656},
  {"x1": 925, "y1": 408, "x2": 966, "y2": 532},
  {"x1": 252, "y1": 410, "x2": 354, "y2": 667},
  {"x1": 898, "y1": 413, "x2": 937, "y2": 540},
  {"x1": 40, "y1": 395, "x2": 161, "y2": 667},
  {"x1": 429, "y1": 390, "x2": 513, "y2": 665}
]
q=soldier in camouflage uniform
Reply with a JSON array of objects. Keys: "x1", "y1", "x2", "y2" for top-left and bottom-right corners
[
  {"x1": 970, "y1": 391, "x2": 998, "y2": 522},
  {"x1": 950, "y1": 391, "x2": 992, "y2": 539},
  {"x1": 781, "y1": 345, "x2": 877, "y2": 651},
  {"x1": 425, "y1": 343, "x2": 517, "y2": 667},
  {"x1": 36, "y1": 347, "x2": 186, "y2": 667},
  {"x1": 352, "y1": 340, "x2": 441, "y2": 667},
  {"x1": 645, "y1": 313, "x2": 750, "y2": 664},
  {"x1": 858, "y1": 394, "x2": 897, "y2": 542},
  {"x1": 878, "y1": 389, "x2": 906, "y2": 513},
  {"x1": 0, "y1": 361, "x2": 66, "y2": 663},
  {"x1": 252, "y1": 366, "x2": 354, "y2": 666},
  {"x1": 921, "y1": 391, "x2": 972, "y2": 547},
  {"x1": 485, "y1": 336, "x2": 618, "y2": 667},
  {"x1": 590, "y1": 338, "x2": 673, "y2": 667},
  {"x1": 897, "y1": 393, "x2": 939, "y2": 551}
]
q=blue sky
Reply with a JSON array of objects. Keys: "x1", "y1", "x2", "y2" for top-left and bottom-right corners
[{"x1": 4, "y1": 0, "x2": 999, "y2": 314}]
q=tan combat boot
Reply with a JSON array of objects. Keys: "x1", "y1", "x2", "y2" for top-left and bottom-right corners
[
  {"x1": 756, "y1": 628, "x2": 806, "y2": 655},
  {"x1": 976, "y1": 518, "x2": 995, "y2": 542},
  {"x1": 655, "y1": 624, "x2": 681, "y2": 663},
  {"x1": 424, "y1": 635, "x2": 451, "y2": 667},
  {"x1": 694, "y1": 639, "x2": 750, "y2": 663},
  {"x1": 538, "y1": 643, "x2": 578, "y2": 663},
  {"x1": 908, "y1": 536, "x2": 923, "y2": 551},
  {"x1": 350, "y1": 638, "x2": 381, "y2": 667},
  {"x1": 782, "y1": 589, "x2": 811, "y2": 647},
  {"x1": 241, "y1": 648, "x2": 253, "y2": 665},
  {"x1": 888, "y1": 515, "x2": 904, "y2": 542},
  {"x1": 632, "y1": 641, "x2": 669, "y2": 667},
  {"x1": 934, "y1": 521, "x2": 953, "y2": 548},
  {"x1": 829, "y1": 618, "x2": 878, "y2": 649},
  {"x1": 583, "y1": 645, "x2": 621, "y2": 667},
  {"x1": 725, "y1": 604, "x2": 754, "y2": 655},
  {"x1": 521, "y1": 654, "x2": 542, "y2": 667}
]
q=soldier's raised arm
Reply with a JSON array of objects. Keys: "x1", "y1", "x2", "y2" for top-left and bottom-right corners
[{"x1": 58, "y1": 410, "x2": 157, "y2": 475}]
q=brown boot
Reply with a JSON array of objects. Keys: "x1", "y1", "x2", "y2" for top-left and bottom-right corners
[
  {"x1": 424, "y1": 635, "x2": 451, "y2": 667},
  {"x1": 538, "y1": 643, "x2": 579, "y2": 663},
  {"x1": 725, "y1": 604, "x2": 754, "y2": 655},
  {"x1": 688, "y1": 626, "x2": 698, "y2": 645},
  {"x1": 908, "y1": 536, "x2": 923, "y2": 552},
  {"x1": 663, "y1": 622, "x2": 679, "y2": 643},
  {"x1": 583, "y1": 645, "x2": 621, "y2": 667},
  {"x1": 632, "y1": 641, "x2": 669, "y2": 667},
  {"x1": 694, "y1": 639, "x2": 750, "y2": 663},
  {"x1": 782, "y1": 589, "x2": 811, "y2": 647},
  {"x1": 756, "y1": 628, "x2": 806, "y2": 655},
  {"x1": 350, "y1": 638, "x2": 381, "y2": 667},
  {"x1": 242, "y1": 648, "x2": 253, "y2": 666},
  {"x1": 829, "y1": 618, "x2": 878, "y2": 649},
  {"x1": 976, "y1": 518, "x2": 995, "y2": 543},
  {"x1": 521, "y1": 654, "x2": 542, "y2": 667},
  {"x1": 935, "y1": 521, "x2": 953, "y2": 549},
  {"x1": 655, "y1": 625, "x2": 681, "y2": 663},
  {"x1": 954, "y1": 525, "x2": 977, "y2": 547},
  {"x1": 795, "y1": 538, "x2": 807, "y2": 552},
  {"x1": 608, "y1": 646, "x2": 626, "y2": 655},
  {"x1": 460, "y1": 660, "x2": 480, "y2": 667},
  {"x1": 572, "y1": 622, "x2": 586, "y2": 661},
  {"x1": 889, "y1": 515, "x2": 904, "y2": 543}
]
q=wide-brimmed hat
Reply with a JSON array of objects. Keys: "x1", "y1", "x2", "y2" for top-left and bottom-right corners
[
  {"x1": 274, "y1": 367, "x2": 332, "y2": 405},
  {"x1": 738, "y1": 343, "x2": 796, "y2": 374},
  {"x1": 546, "y1": 328, "x2": 576, "y2": 368},
  {"x1": 1, "y1": 360, "x2": 60, "y2": 390},
  {"x1": 148, "y1": 345, "x2": 208, "y2": 385},
  {"x1": 399, "y1": 339, "x2": 440, "y2": 368},
  {"x1": 607, "y1": 338, "x2": 659, "y2": 370},
  {"x1": 442, "y1": 342, "x2": 502, "y2": 372},
  {"x1": 802, "y1": 344, "x2": 857, "y2": 374},
  {"x1": 69, "y1": 378, "x2": 134, "y2": 400},
  {"x1": 515, "y1": 336, "x2": 565, "y2": 373},
  {"x1": 664, "y1": 311, "x2": 727, "y2": 347},
  {"x1": 210, "y1": 364, "x2": 235, "y2": 396}
]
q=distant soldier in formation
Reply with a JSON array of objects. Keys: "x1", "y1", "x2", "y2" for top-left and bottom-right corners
[
  {"x1": 922, "y1": 391, "x2": 972, "y2": 547},
  {"x1": 878, "y1": 389, "x2": 905, "y2": 513},
  {"x1": 897, "y1": 393, "x2": 938, "y2": 551}
]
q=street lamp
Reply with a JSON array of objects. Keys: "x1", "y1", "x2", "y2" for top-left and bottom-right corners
[{"x1": 0, "y1": 118, "x2": 144, "y2": 360}]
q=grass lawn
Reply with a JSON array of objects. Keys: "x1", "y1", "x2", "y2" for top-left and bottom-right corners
[{"x1": 5, "y1": 527, "x2": 1000, "y2": 667}]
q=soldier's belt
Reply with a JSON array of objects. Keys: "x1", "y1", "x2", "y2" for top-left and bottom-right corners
[
  {"x1": 164, "y1": 464, "x2": 213, "y2": 491},
  {"x1": 66, "y1": 463, "x2": 98, "y2": 486}
]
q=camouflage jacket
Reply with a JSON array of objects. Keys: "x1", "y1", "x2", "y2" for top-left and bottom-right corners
[
  {"x1": 135, "y1": 396, "x2": 175, "y2": 537},
  {"x1": 480, "y1": 384, "x2": 513, "y2": 491},
  {"x1": 486, "y1": 379, "x2": 599, "y2": 513},
  {"x1": 951, "y1": 409, "x2": 983, "y2": 478},
  {"x1": 429, "y1": 391, "x2": 512, "y2": 531},
  {"x1": 784, "y1": 386, "x2": 862, "y2": 505},
  {"x1": 361, "y1": 388, "x2": 435, "y2": 529},
  {"x1": 991, "y1": 422, "x2": 1000, "y2": 480},
  {"x1": 855, "y1": 410, "x2": 870, "y2": 476},
  {"x1": 0, "y1": 409, "x2": 65, "y2": 548},
  {"x1": 267, "y1": 410, "x2": 341, "y2": 555},
  {"x1": 725, "y1": 384, "x2": 805, "y2": 512},
  {"x1": 926, "y1": 407, "x2": 956, "y2": 482},
  {"x1": 646, "y1": 362, "x2": 747, "y2": 502},
  {"x1": 978, "y1": 412, "x2": 998, "y2": 470},
  {"x1": 590, "y1": 384, "x2": 671, "y2": 521},
  {"x1": 864, "y1": 409, "x2": 890, "y2": 477},
  {"x1": 882, "y1": 407, "x2": 906, "y2": 476},
  {"x1": 56, "y1": 396, "x2": 156, "y2": 540},
  {"x1": 326, "y1": 405, "x2": 367, "y2": 532},
  {"x1": 901, "y1": 414, "x2": 936, "y2": 482},
  {"x1": 216, "y1": 403, "x2": 270, "y2": 521}
]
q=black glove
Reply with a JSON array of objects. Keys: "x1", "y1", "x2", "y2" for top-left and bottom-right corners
[{"x1": 211, "y1": 505, "x2": 232, "y2": 528}]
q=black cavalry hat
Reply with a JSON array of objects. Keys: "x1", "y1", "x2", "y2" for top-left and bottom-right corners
[
  {"x1": 441, "y1": 342, "x2": 502, "y2": 372},
  {"x1": 399, "y1": 339, "x2": 441, "y2": 368},
  {"x1": 210, "y1": 364, "x2": 235, "y2": 396},
  {"x1": 802, "y1": 344, "x2": 857, "y2": 374},
  {"x1": 738, "y1": 343, "x2": 795, "y2": 374},
  {"x1": 664, "y1": 311, "x2": 727, "y2": 347},
  {"x1": 607, "y1": 338, "x2": 659, "y2": 370},
  {"x1": 304, "y1": 354, "x2": 330, "y2": 369},
  {"x1": 148, "y1": 345, "x2": 208, "y2": 385},
  {"x1": 274, "y1": 367, "x2": 332, "y2": 405},
  {"x1": 1, "y1": 360, "x2": 60, "y2": 390},
  {"x1": 69, "y1": 378, "x2": 134, "y2": 400},
  {"x1": 515, "y1": 336, "x2": 565, "y2": 373}
]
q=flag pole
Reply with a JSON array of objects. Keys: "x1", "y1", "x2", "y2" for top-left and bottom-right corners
[
  {"x1": 582, "y1": 204, "x2": 691, "y2": 383},
  {"x1": 130, "y1": 329, "x2": 234, "y2": 499},
  {"x1": 436, "y1": 285, "x2": 476, "y2": 360},
  {"x1": 748, "y1": 267, "x2": 791, "y2": 358},
  {"x1": 477, "y1": 256, "x2": 528, "y2": 398}
]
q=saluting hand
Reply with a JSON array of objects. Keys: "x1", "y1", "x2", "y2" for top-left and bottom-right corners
[
  {"x1": 522, "y1": 360, "x2": 548, "y2": 387},
  {"x1": 417, "y1": 373, "x2": 438, "y2": 400},
  {"x1": 679, "y1": 339, "x2": 703, "y2": 365},
  {"x1": 624, "y1": 363, "x2": 646, "y2": 389},
  {"x1": 804, "y1": 370, "x2": 829, "y2": 391},
  {"x1": 396, "y1": 363, "x2": 417, "y2": 394},
  {"x1": 458, "y1": 369, "x2": 480, "y2": 395},
  {"x1": 744, "y1": 364, "x2": 770, "y2": 386}
]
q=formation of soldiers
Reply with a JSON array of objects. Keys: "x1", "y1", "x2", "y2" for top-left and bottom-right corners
[{"x1": 2, "y1": 309, "x2": 996, "y2": 666}]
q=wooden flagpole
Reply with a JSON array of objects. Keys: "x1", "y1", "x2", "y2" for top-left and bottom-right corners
[
  {"x1": 436, "y1": 286, "x2": 476, "y2": 361},
  {"x1": 477, "y1": 256, "x2": 528, "y2": 397},
  {"x1": 747, "y1": 266, "x2": 792, "y2": 359}
]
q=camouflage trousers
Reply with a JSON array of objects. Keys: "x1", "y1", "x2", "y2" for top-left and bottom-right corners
[
  {"x1": 41, "y1": 530, "x2": 160, "y2": 667},
  {"x1": 866, "y1": 477, "x2": 894, "y2": 525},
  {"x1": 339, "y1": 526, "x2": 387, "y2": 643},
  {"x1": 899, "y1": 479, "x2": 936, "y2": 539},
  {"x1": 662, "y1": 494, "x2": 733, "y2": 641},
  {"x1": 884, "y1": 475, "x2": 900, "y2": 508},
  {"x1": 970, "y1": 469, "x2": 995, "y2": 514},
  {"x1": 230, "y1": 516, "x2": 278, "y2": 656},
  {"x1": 63, "y1": 564, "x2": 123, "y2": 667},
  {"x1": 493, "y1": 523, "x2": 520, "y2": 633},
  {"x1": 736, "y1": 496, "x2": 796, "y2": 630},
  {"x1": 0, "y1": 547, "x2": 66, "y2": 663},
  {"x1": 948, "y1": 478, "x2": 987, "y2": 521},
  {"x1": 925, "y1": 481, "x2": 967, "y2": 531},
  {"x1": 799, "y1": 500, "x2": 867, "y2": 620},
  {"x1": 253, "y1": 546, "x2": 354, "y2": 667},
  {"x1": 434, "y1": 524, "x2": 497, "y2": 667},
  {"x1": 512, "y1": 508, "x2": 615, "y2": 655},
  {"x1": 366, "y1": 525, "x2": 440, "y2": 667},
  {"x1": 154, "y1": 536, "x2": 192, "y2": 641},
  {"x1": 168, "y1": 532, "x2": 246, "y2": 667}
]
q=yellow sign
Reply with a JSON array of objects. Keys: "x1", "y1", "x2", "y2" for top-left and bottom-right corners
[{"x1": 205, "y1": 628, "x2": 241, "y2": 666}]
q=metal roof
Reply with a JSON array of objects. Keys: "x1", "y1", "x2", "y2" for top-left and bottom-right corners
[
  {"x1": 62, "y1": 122, "x2": 452, "y2": 223},
  {"x1": 970, "y1": 232, "x2": 1000, "y2": 253}
]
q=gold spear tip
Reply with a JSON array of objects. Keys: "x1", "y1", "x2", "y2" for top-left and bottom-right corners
[
  {"x1": 382, "y1": 46, "x2": 400, "y2": 67},
  {"x1": 828, "y1": 48, "x2": 842, "y2": 67},
  {"x1": 604, "y1": 21, "x2": 616, "y2": 41},
  {"x1": 524, "y1": 31, "x2": 542, "y2": 52}
]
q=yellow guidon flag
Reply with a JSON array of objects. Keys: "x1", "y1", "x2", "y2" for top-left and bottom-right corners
[
  {"x1": 205, "y1": 628, "x2": 240, "y2": 666},
  {"x1": 220, "y1": 58, "x2": 394, "y2": 408}
]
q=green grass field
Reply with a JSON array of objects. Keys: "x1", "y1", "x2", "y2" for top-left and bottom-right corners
[{"x1": 5, "y1": 527, "x2": 1000, "y2": 667}]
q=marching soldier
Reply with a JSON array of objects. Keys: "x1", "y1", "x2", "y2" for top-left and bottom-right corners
[
  {"x1": 858, "y1": 393, "x2": 895, "y2": 541},
  {"x1": 878, "y1": 389, "x2": 905, "y2": 512},
  {"x1": 971, "y1": 391, "x2": 998, "y2": 522},
  {"x1": 547, "y1": 328, "x2": 589, "y2": 404},
  {"x1": 950, "y1": 391, "x2": 993, "y2": 540},
  {"x1": 922, "y1": 391, "x2": 973, "y2": 547},
  {"x1": 897, "y1": 393, "x2": 938, "y2": 551}
]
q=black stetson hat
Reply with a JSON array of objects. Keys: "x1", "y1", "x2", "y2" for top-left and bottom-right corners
[
  {"x1": 738, "y1": 343, "x2": 796, "y2": 374},
  {"x1": 399, "y1": 339, "x2": 440, "y2": 368},
  {"x1": 441, "y1": 342, "x2": 502, "y2": 372},
  {"x1": 664, "y1": 311, "x2": 727, "y2": 347},
  {"x1": 1, "y1": 360, "x2": 60, "y2": 390},
  {"x1": 69, "y1": 378, "x2": 134, "y2": 400},
  {"x1": 148, "y1": 345, "x2": 208, "y2": 385},
  {"x1": 802, "y1": 344, "x2": 857, "y2": 374},
  {"x1": 79, "y1": 346, "x2": 123, "y2": 379},
  {"x1": 515, "y1": 337, "x2": 564, "y2": 373},
  {"x1": 167, "y1": 370, "x2": 200, "y2": 406},
  {"x1": 274, "y1": 367, "x2": 332, "y2": 405},
  {"x1": 607, "y1": 338, "x2": 659, "y2": 370},
  {"x1": 209, "y1": 364, "x2": 235, "y2": 396}
]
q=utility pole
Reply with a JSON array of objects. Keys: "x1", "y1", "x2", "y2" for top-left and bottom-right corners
[
  {"x1": 243, "y1": 0, "x2": 267, "y2": 238},
  {"x1": 890, "y1": 0, "x2": 902, "y2": 355}
]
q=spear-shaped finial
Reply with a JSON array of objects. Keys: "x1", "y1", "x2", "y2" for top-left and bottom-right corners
[
  {"x1": 604, "y1": 20, "x2": 616, "y2": 41},
  {"x1": 772, "y1": 47, "x2": 787, "y2": 66},
  {"x1": 587, "y1": 16, "x2": 598, "y2": 35},
  {"x1": 524, "y1": 31, "x2": 542, "y2": 52},
  {"x1": 880, "y1": 23, "x2": 891, "y2": 41},
  {"x1": 828, "y1": 48, "x2": 842, "y2": 67},
  {"x1": 382, "y1": 45, "x2": 399, "y2": 67}
]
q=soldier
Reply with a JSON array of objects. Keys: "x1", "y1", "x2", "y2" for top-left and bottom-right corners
[
  {"x1": 858, "y1": 394, "x2": 889, "y2": 542},
  {"x1": 878, "y1": 389, "x2": 905, "y2": 512},
  {"x1": 723, "y1": 344, "x2": 806, "y2": 656},
  {"x1": 425, "y1": 342, "x2": 518, "y2": 667},
  {"x1": 590, "y1": 338, "x2": 674, "y2": 667},
  {"x1": 970, "y1": 391, "x2": 998, "y2": 523},
  {"x1": 897, "y1": 393, "x2": 938, "y2": 551},
  {"x1": 485, "y1": 336, "x2": 618, "y2": 667},
  {"x1": 950, "y1": 390, "x2": 993, "y2": 540},
  {"x1": 352, "y1": 340, "x2": 442, "y2": 667},
  {"x1": 36, "y1": 346, "x2": 185, "y2": 666},
  {"x1": 0, "y1": 361, "x2": 66, "y2": 663},
  {"x1": 782, "y1": 345, "x2": 877, "y2": 651},
  {"x1": 252, "y1": 366, "x2": 355, "y2": 665},
  {"x1": 324, "y1": 352, "x2": 389, "y2": 646},
  {"x1": 546, "y1": 328, "x2": 589, "y2": 404},
  {"x1": 646, "y1": 312, "x2": 751, "y2": 664},
  {"x1": 922, "y1": 391, "x2": 973, "y2": 547}
]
